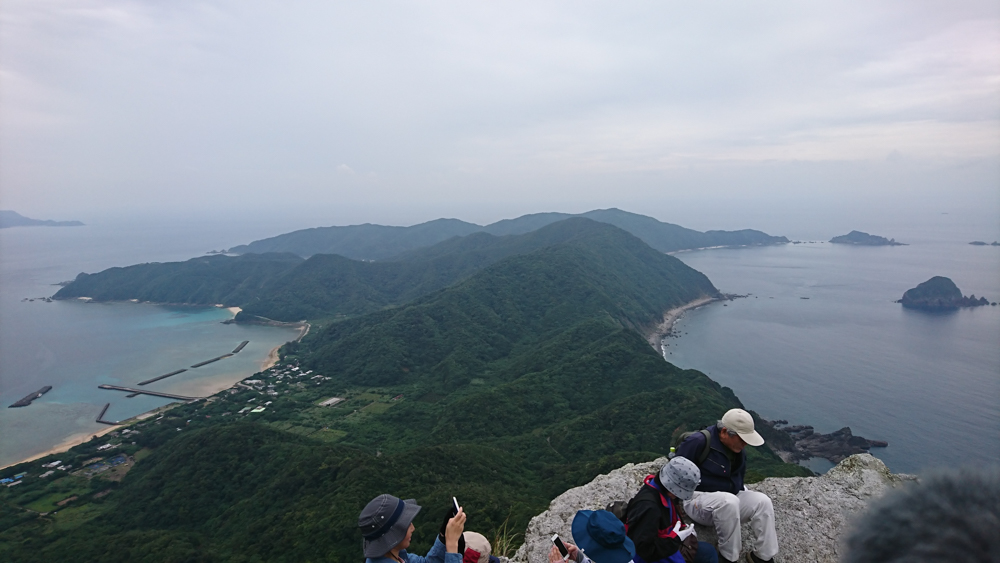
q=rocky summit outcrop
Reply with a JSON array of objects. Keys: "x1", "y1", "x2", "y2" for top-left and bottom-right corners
[
  {"x1": 510, "y1": 454, "x2": 913, "y2": 563},
  {"x1": 899, "y1": 276, "x2": 990, "y2": 309}
]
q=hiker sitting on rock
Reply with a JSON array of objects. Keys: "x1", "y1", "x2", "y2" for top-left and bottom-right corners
[
  {"x1": 625, "y1": 456, "x2": 719, "y2": 563},
  {"x1": 359, "y1": 493, "x2": 466, "y2": 563},
  {"x1": 676, "y1": 408, "x2": 777, "y2": 563},
  {"x1": 547, "y1": 509, "x2": 635, "y2": 563}
]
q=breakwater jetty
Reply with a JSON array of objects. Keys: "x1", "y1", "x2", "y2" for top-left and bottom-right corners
[
  {"x1": 98, "y1": 385, "x2": 201, "y2": 402},
  {"x1": 232, "y1": 340, "x2": 249, "y2": 353},
  {"x1": 137, "y1": 369, "x2": 187, "y2": 386},
  {"x1": 190, "y1": 353, "x2": 233, "y2": 368},
  {"x1": 95, "y1": 403, "x2": 119, "y2": 425},
  {"x1": 8, "y1": 386, "x2": 52, "y2": 408}
]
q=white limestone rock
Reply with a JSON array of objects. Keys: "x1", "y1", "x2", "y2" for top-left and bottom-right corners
[{"x1": 510, "y1": 454, "x2": 912, "y2": 563}]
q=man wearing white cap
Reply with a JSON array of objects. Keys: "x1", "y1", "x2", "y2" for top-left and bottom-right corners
[{"x1": 676, "y1": 408, "x2": 777, "y2": 563}]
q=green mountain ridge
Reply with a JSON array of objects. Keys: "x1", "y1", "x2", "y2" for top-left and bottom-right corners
[
  {"x1": 228, "y1": 208, "x2": 788, "y2": 260},
  {"x1": 54, "y1": 219, "x2": 720, "y2": 323},
  {"x1": 5, "y1": 219, "x2": 811, "y2": 562}
]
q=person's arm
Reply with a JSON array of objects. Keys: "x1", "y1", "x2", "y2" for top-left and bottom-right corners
[
  {"x1": 628, "y1": 500, "x2": 682, "y2": 562},
  {"x1": 406, "y1": 537, "x2": 448, "y2": 563},
  {"x1": 413, "y1": 510, "x2": 466, "y2": 563}
]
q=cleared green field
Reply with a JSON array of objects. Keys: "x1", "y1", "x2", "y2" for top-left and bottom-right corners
[
  {"x1": 361, "y1": 402, "x2": 392, "y2": 414},
  {"x1": 311, "y1": 428, "x2": 348, "y2": 442},
  {"x1": 53, "y1": 503, "x2": 105, "y2": 531},
  {"x1": 25, "y1": 487, "x2": 89, "y2": 513}
]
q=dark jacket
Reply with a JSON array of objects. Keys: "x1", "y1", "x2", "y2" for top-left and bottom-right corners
[
  {"x1": 676, "y1": 425, "x2": 746, "y2": 495},
  {"x1": 625, "y1": 474, "x2": 685, "y2": 563}
]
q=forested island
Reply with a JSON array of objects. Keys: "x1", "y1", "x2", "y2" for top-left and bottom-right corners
[
  {"x1": 0, "y1": 210, "x2": 83, "y2": 228},
  {"x1": 53, "y1": 214, "x2": 785, "y2": 323},
  {"x1": 226, "y1": 208, "x2": 789, "y2": 260},
  {"x1": 2, "y1": 218, "x2": 814, "y2": 562},
  {"x1": 829, "y1": 230, "x2": 905, "y2": 246},
  {"x1": 899, "y1": 276, "x2": 993, "y2": 309}
]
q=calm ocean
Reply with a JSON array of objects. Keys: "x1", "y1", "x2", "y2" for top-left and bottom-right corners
[
  {"x1": 669, "y1": 224, "x2": 1000, "y2": 474},
  {"x1": 0, "y1": 221, "x2": 301, "y2": 468}
]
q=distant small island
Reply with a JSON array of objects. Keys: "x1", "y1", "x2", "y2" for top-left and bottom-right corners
[
  {"x1": 899, "y1": 276, "x2": 992, "y2": 309},
  {"x1": 969, "y1": 241, "x2": 1000, "y2": 246},
  {"x1": 0, "y1": 210, "x2": 83, "y2": 229},
  {"x1": 830, "y1": 230, "x2": 905, "y2": 246}
]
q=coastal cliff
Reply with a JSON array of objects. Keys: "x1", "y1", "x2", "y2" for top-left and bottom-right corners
[{"x1": 511, "y1": 454, "x2": 911, "y2": 563}]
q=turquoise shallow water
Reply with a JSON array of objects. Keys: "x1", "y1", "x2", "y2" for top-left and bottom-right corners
[
  {"x1": 668, "y1": 239, "x2": 1000, "y2": 474},
  {"x1": 0, "y1": 223, "x2": 300, "y2": 468}
]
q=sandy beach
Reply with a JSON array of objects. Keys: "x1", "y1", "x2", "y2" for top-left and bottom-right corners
[
  {"x1": 646, "y1": 295, "x2": 718, "y2": 351},
  {"x1": 261, "y1": 322, "x2": 308, "y2": 371}
]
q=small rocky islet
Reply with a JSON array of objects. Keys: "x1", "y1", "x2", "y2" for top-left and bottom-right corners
[
  {"x1": 829, "y1": 230, "x2": 905, "y2": 246},
  {"x1": 898, "y1": 276, "x2": 994, "y2": 309}
]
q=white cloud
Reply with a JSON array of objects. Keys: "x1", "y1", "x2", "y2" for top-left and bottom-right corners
[{"x1": 0, "y1": 0, "x2": 997, "y2": 217}]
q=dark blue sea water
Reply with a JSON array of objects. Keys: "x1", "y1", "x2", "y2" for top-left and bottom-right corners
[
  {"x1": 0, "y1": 221, "x2": 301, "y2": 468},
  {"x1": 669, "y1": 236, "x2": 1000, "y2": 474}
]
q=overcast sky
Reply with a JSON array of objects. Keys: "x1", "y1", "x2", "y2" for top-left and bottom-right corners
[{"x1": 1, "y1": 1, "x2": 998, "y2": 230}]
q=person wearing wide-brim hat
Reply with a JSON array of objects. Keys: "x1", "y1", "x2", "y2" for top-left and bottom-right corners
[
  {"x1": 359, "y1": 493, "x2": 466, "y2": 563},
  {"x1": 546, "y1": 509, "x2": 636, "y2": 563}
]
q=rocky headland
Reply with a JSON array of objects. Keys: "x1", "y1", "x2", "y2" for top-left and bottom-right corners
[
  {"x1": 829, "y1": 230, "x2": 905, "y2": 246},
  {"x1": 764, "y1": 421, "x2": 888, "y2": 464},
  {"x1": 510, "y1": 453, "x2": 913, "y2": 563},
  {"x1": 0, "y1": 210, "x2": 83, "y2": 228},
  {"x1": 968, "y1": 241, "x2": 1000, "y2": 246},
  {"x1": 898, "y1": 276, "x2": 993, "y2": 309}
]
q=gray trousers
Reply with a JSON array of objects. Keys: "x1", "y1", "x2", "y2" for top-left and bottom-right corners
[{"x1": 683, "y1": 490, "x2": 778, "y2": 562}]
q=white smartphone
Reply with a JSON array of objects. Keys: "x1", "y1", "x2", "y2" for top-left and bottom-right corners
[{"x1": 551, "y1": 534, "x2": 570, "y2": 560}]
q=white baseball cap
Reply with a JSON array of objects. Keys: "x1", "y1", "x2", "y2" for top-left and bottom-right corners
[{"x1": 721, "y1": 408, "x2": 764, "y2": 446}]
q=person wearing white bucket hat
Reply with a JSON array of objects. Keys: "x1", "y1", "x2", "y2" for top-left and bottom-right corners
[
  {"x1": 676, "y1": 409, "x2": 777, "y2": 563},
  {"x1": 359, "y1": 493, "x2": 466, "y2": 563},
  {"x1": 625, "y1": 456, "x2": 719, "y2": 563}
]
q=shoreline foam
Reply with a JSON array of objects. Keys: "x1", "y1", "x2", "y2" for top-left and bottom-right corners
[{"x1": 646, "y1": 295, "x2": 718, "y2": 353}]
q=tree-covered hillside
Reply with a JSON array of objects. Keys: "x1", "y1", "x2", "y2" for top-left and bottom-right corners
[
  {"x1": 53, "y1": 252, "x2": 304, "y2": 305},
  {"x1": 53, "y1": 219, "x2": 719, "y2": 323},
  {"x1": 228, "y1": 208, "x2": 788, "y2": 259},
  {"x1": 227, "y1": 217, "x2": 482, "y2": 259},
  {"x1": 6, "y1": 219, "x2": 811, "y2": 562}
]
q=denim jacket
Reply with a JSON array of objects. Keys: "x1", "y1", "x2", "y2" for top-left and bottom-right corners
[{"x1": 366, "y1": 537, "x2": 463, "y2": 563}]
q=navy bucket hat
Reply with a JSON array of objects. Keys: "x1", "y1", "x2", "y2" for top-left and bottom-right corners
[
  {"x1": 359, "y1": 494, "x2": 422, "y2": 558},
  {"x1": 571, "y1": 510, "x2": 636, "y2": 563}
]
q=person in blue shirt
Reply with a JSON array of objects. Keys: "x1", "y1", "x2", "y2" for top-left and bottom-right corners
[{"x1": 359, "y1": 493, "x2": 466, "y2": 563}]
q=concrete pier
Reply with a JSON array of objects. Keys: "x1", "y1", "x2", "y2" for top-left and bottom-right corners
[{"x1": 98, "y1": 385, "x2": 201, "y2": 401}]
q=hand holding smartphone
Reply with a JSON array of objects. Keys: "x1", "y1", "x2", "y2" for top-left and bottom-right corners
[{"x1": 551, "y1": 534, "x2": 570, "y2": 561}]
